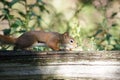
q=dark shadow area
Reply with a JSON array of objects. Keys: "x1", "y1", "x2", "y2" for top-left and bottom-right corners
[{"x1": 0, "y1": 50, "x2": 59, "y2": 80}]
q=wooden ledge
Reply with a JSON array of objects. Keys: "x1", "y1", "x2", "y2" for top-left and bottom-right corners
[
  {"x1": 0, "y1": 50, "x2": 119, "y2": 60},
  {"x1": 0, "y1": 50, "x2": 120, "y2": 80}
]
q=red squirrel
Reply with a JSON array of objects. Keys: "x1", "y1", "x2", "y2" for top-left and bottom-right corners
[{"x1": 0, "y1": 30, "x2": 77, "y2": 51}]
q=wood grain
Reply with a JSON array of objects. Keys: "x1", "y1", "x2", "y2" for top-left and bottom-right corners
[{"x1": 0, "y1": 50, "x2": 120, "y2": 80}]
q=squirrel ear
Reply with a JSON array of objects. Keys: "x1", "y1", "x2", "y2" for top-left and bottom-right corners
[{"x1": 63, "y1": 32, "x2": 69, "y2": 38}]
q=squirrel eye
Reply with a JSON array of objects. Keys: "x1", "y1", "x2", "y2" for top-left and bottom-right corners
[{"x1": 70, "y1": 39, "x2": 74, "y2": 43}]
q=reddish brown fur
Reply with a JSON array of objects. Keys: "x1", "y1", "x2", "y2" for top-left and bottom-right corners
[
  {"x1": 0, "y1": 34, "x2": 16, "y2": 44},
  {"x1": 0, "y1": 31, "x2": 77, "y2": 51}
]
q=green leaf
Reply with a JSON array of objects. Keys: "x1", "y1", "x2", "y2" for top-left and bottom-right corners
[
  {"x1": 37, "y1": 0, "x2": 42, "y2": 2},
  {"x1": 18, "y1": 11, "x2": 26, "y2": 17},
  {"x1": 11, "y1": 23, "x2": 19, "y2": 28},
  {"x1": 106, "y1": 33, "x2": 112, "y2": 44},
  {"x1": 18, "y1": 30, "x2": 26, "y2": 33},
  {"x1": 3, "y1": 29, "x2": 11, "y2": 35},
  {"x1": 11, "y1": 19, "x2": 23, "y2": 28},
  {"x1": 113, "y1": 44, "x2": 120, "y2": 50},
  {"x1": 8, "y1": 0, "x2": 19, "y2": 7},
  {"x1": 9, "y1": 15, "x2": 14, "y2": 19},
  {"x1": 2, "y1": 8, "x2": 9, "y2": 14},
  {"x1": 93, "y1": 29, "x2": 103, "y2": 37}
]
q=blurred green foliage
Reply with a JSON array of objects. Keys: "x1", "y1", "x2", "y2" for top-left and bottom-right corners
[{"x1": 0, "y1": 0, "x2": 120, "y2": 51}]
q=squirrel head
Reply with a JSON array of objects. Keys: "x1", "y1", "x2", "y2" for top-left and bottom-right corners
[{"x1": 62, "y1": 32, "x2": 77, "y2": 51}]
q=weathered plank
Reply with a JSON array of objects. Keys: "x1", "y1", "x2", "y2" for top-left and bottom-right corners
[{"x1": 0, "y1": 50, "x2": 120, "y2": 80}]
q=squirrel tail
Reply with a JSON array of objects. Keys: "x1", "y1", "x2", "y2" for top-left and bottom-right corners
[{"x1": 0, "y1": 34, "x2": 16, "y2": 44}]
